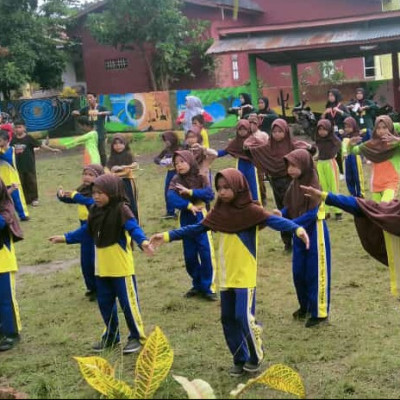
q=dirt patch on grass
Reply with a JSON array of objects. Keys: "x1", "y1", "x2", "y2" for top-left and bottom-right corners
[{"x1": 19, "y1": 258, "x2": 79, "y2": 275}]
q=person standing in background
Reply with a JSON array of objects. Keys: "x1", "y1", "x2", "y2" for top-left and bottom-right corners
[{"x1": 72, "y1": 93, "x2": 111, "y2": 167}]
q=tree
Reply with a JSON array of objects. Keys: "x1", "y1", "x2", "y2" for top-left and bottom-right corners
[
  {"x1": 0, "y1": 0, "x2": 75, "y2": 99},
  {"x1": 87, "y1": 0, "x2": 214, "y2": 91}
]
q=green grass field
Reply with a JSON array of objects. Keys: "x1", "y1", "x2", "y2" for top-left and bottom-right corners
[{"x1": 1, "y1": 139, "x2": 400, "y2": 399}]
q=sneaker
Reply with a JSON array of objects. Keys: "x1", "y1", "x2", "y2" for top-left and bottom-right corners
[
  {"x1": 92, "y1": 338, "x2": 120, "y2": 352},
  {"x1": 31, "y1": 200, "x2": 39, "y2": 207},
  {"x1": 0, "y1": 336, "x2": 19, "y2": 352},
  {"x1": 335, "y1": 213, "x2": 343, "y2": 221},
  {"x1": 123, "y1": 339, "x2": 142, "y2": 354},
  {"x1": 85, "y1": 290, "x2": 97, "y2": 302},
  {"x1": 161, "y1": 214, "x2": 177, "y2": 220},
  {"x1": 184, "y1": 288, "x2": 200, "y2": 298},
  {"x1": 305, "y1": 317, "x2": 328, "y2": 328},
  {"x1": 243, "y1": 361, "x2": 262, "y2": 373},
  {"x1": 20, "y1": 217, "x2": 30, "y2": 222},
  {"x1": 325, "y1": 213, "x2": 331, "y2": 220},
  {"x1": 339, "y1": 174, "x2": 345, "y2": 181},
  {"x1": 229, "y1": 363, "x2": 244, "y2": 377},
  {"x1": 292, "y1": 308, "x2": 307, "y2": 320},
  {"x1": 203, "y1": 292, "x2": 218, "y2": 301}
]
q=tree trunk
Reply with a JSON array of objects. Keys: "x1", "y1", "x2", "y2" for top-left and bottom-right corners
[{"x1": 139, "y1": 45, "x2": 157, "y2": 91}]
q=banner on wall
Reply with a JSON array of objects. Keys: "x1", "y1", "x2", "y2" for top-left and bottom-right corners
[{"x1": 0, "y1": 80, "x2": 393, "y2": 136}]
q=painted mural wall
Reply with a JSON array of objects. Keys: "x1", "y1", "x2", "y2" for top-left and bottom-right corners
[{"x1": 0, "y1": 80, "x2": 396, "y2": 137}]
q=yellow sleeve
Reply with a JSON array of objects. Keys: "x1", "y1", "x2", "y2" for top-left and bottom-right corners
[{"x1": 163, "y1": 232, "x2": 170, "y2": 243}]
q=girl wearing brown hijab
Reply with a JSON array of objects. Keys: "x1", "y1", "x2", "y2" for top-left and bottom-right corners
[
  {"x1": 50, "y1": 174, "x2": 153, "y2": 354},
  {"x1": 301, "y1": 185, "x2": 400, "y2": 300},
  {"x1": 57, "y1": 163, "x2": 104, "y2": 300},
  {"x1": 348, "y1": 115, "x2": 400, "y2": 203},
  {"x1": 315, "y1": 119, "x2": 342, "y2": 220},
  {"x1": 106, "y1": 134, "x2": 140, "y2": 222},
  {"x1": 151, "y1": 168, "x2": 309, "y2": 377},
  {"x1": 217, "y1": 119, "x2": 261, "y2": 203},
  {"x1": 154, "y1": 130, "x2": 181, "y2": 218},
  {"x1": 342, "y1": 117, "x2": 369, "y2": 198},
  {"x1": 246, "y1": 118, "x2": 312, "y2": 251},
  {"x1": 275, "y1": 149, "x2": 331, "y2": 327},
  {"x1": 167, "y1": 150, "x2": 216, "y2": 300},
  {"x1": 0, "y1": 178, "x2": 23, "y2": 352}
]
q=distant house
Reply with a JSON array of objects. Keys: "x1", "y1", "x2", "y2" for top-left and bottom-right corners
[{"x1": 66, "y1": 0, "x2": 391, "y2": 95}]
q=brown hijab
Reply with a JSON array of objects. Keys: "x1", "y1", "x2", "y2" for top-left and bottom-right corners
[
  {"x1": 184, "y1": 126, "x2": 206, "y2": 165},
  {"x1": 315, "y1": 119, "x2": 342, "y2": 160},
  {"x1": 169, "y1": 150, "x2": 208, "y2": 192},
  {"x1": 77, "y1": 164, "x2": 105, "y2": 197},
  {"x1": 0, "y1": 178, "x2": 23, "y2": 248},
  {"x1": 106, "y1": 134, "x2": 135, "y2": 169},
  {"x1": 162, "y1": 130, "x2": 180, "y2": 152},
  {"x1": 225, "y1": 119, "x2": 252, "y2": 161},
  {"x1": 88, "y1": 174, "x2": 134, "y2": 248},
  {"x1": 343, "y1": 116, "x2": 360, "y2": 138},
  {"x1": 283, "y1": 149, "x2": 321, "y2": 219},
  {"x1": 359, "y1": 115, "x2": 398, "y2": 163},
  {"x1": 353, "y1": 197, "x2": 400, "y2": 266},
  {"x1": 202, "y1": 168, "x2": 271, "y2": 233},
  {"x1": 248, "y1": 119, "x2": 309, "y2": 177}
]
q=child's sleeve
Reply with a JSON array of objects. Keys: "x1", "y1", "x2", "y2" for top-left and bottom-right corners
[
  {"x1": 124, "y1": 218, "x2": 148, "y2": 246},
  {"x1": 64, "y1": 223, "x2": 89, "y2": 244},
  {"x1": 217, "y1": 149, "x2": 229, "y2": 158},
  {"x1": 29, "y1": 136, "x2": 42, "y2": 149},
  {"x1": 0, "y1": 215, "x2": 6, "y2": 230},
  {"x1": 0, "y1": 148, "x2": 14, "y2": 166},
  {"x1": 324, "y1": 192, "x2": 363, "y2": 216},
  {"x1": 71, "y1": 192, "x2": 95, "y2": 206},
  {"x1": 191, "y1": 186, "x2": 214, "y2": 202},
  {"x1": 167, "y1": 189, "x2": 192, "y2": 210},
  {"x1": 291, "y1": 206, "x2": 319, "y2": 226},
  {"x1": 57, "y1": 194, "x2": 76, "y2": 204},
  {"x1": 263, "y1": 215, "x2": 301, "y2": 233},
  {"x1": 164, "y1": 223, "x2": 210, "y2": 242},
  {"x1": 280, "y1": 207, "x2": 288, "y2": 218}
]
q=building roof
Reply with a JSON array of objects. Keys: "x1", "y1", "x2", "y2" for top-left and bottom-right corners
[
  {"x1": 207, "y1": 10, "x2": 400, "y2": 65},
  {"x1": 75, "y1": 0, "x2": 262, "y2": 20}
]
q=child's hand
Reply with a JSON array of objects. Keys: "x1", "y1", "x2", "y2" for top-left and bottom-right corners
[
  {"x1": 57, "y1": 186, "x2": 64, "y2": 197},
  {"x1": 272, "y1": 209, "x2": 282, "y2": 217},
  {"x1": 111, "y1": 166, "x2": 123, "y2": 173},
  {"x1": 190, "y1": 205, "x2": 203, "y2": 215},
  {"x1": 381, "y1": 134, "x2": 400, "y2": 146},
  {"x1": 349, "y1": 136, "x2": 362, "y2": 146},
  {"x1": 300, "y1": 185, "x2": 323, "y2": 203},
  {"x1": 297, "y1": 228, "x2": 310, "y2": 250},
  {"x1": 8, "y1": 183, "x2": 18, "y2": 194},
  {"x1": 191, "y1": 143, "x2": 202, "y2": 150},
  {"x1": 150, "y1": 234, "x2": 165, "y2": 248},
  {"x1": 52, "y1": 148, "x2": 61, "y2": 153},
  {"x1": 175, "y1": 183, "x2": 191, "y2": 196},
  {"x1": 48, "y1": 235, "x2": 64, "y2": 244},
  {"x1": 141, "y1": 241, "x2": 154, "y2": 256}
]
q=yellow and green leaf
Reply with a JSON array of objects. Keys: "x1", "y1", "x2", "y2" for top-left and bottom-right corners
[
  {"x1": 74, "y1": 356, "x2": 134, "y2": 399},
  {"x1": 132, "y1": 326, "x2": 174, "y2": 399},
  {"x1": 230, "y1": 364, "x2": 305, "y2": 399},
  {"x1": 173, "y1": 375, "x2": 216, "y2": 399}
]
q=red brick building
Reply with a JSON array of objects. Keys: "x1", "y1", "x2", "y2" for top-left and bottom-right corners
[{"x1": 69, "y1": 0, "x2": 382, "y2": 94}]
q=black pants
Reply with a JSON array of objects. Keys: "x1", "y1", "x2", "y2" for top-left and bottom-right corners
[
  {"x1": 269, "y1": 175, "x2": 292, "y2": 247},
  {"x1": 19, "y1": 171, "x2": 38, "y2": 204},
  {"x1": 98, "y1": 138, "x2": 107, "y2": 167}
]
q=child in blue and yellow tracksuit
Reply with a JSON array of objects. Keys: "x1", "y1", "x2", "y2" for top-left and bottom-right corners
[
  {"x1": 154, "y1": 130, "x2": 181, "y2": 219},
  {"x1": 50, "y1": 174, "x2": 153, "y2": 354},
  {"x1": 217, "y1": 120, "x2": 260, "y2": 203},
  {"x1": 279, "y1": 149, "x2": 331, "y2": 327},
  {"x1": 342, "y1": 117, "x2": 370, "y2": 198},
  {"x1": 167, "y1": 150, "x2": 216, "y2": 300},
  {"x1": 57, "y1": 164, "x2": 104, "y2": 300},
  {"x1": 151, "y1": 168, "x2": 309, "y2": 376},
  {"x1": 0, "y1": 178, "x2": 24, "y2": 352},
  {"x1": 0, "y1": 130, "x2": 29, "y2": 221}
]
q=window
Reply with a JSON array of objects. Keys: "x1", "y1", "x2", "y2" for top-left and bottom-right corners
[
  {"x1": 364, "y1": 55, "x2": 375, "y2": 78},
  {"x1": 232, "y1": 54, "x2": 239, "y2": 80},
  {"x1": 104, "y1": 58, "x2": 128, "y2": 70},
  {"x1": 320, "y1": 61, "x2": 335, "y2": 79}
]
